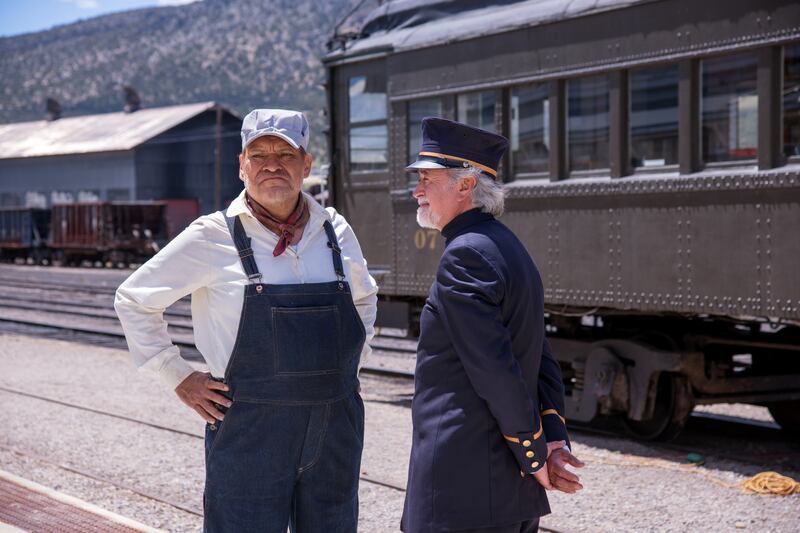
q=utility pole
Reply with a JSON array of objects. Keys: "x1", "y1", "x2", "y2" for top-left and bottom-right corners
[{"x1": 214, "y1": 105, "x2": 222, "y2": 211}]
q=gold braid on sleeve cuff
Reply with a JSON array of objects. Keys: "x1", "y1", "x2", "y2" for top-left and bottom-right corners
[{"x1": 542, "y1": 409, "x2": 566, "y2": 425}]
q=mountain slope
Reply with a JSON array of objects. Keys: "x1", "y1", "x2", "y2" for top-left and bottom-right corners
[{"x1": 0, "y1": 0, "x2": 368, "y2": 158}]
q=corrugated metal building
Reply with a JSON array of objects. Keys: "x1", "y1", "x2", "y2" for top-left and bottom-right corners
[{"x1": 0, "y1": 102, "x2": 242, "y2": 214}]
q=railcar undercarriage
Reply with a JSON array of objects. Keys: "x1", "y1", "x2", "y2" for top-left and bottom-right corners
[{"x1": 379, "y1": 298, "x2": 800, "y2": 440}]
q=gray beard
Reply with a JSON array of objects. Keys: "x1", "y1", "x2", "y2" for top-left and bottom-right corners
[{"x1": 416, "y1": 206, "x2": 439, "y2": 229}]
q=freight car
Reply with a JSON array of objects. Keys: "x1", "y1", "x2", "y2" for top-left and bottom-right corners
[
  {"x1": 49, "y1": 202, "x2": 167, "y2": 266},
  {"x1": 0, "y1": 199, "x2": 198, "y2": 266},
  {"x1": 323, "y1": 0, "x2": 800, "y2": 438},
  {"x1": 0, "y1": 208, "x2": 51, "y2": 263}
]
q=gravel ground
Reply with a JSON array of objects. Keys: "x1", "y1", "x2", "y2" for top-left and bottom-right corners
[
  {"x1": 0, "y1": 333, "x2": 407, "y2": 532},
  {"x1": 1, "y1": 332, "x2": 798, "y2": 533}
]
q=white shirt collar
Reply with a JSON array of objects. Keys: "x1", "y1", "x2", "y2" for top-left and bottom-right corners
[{"x1": 225, "y1": 188, "x2": 329, "y2": 222}]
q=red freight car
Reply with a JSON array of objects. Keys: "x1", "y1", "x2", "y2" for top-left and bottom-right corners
[
  {"x1": 49, "y1": 202, "x2": 167, "y2": 266},
  {"x1": 160, "y1": 198, "x2": 200, "y2": 240}
]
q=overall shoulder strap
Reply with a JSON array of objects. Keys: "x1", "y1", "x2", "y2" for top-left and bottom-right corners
[
  {"x1": 322, "y1": 219, "x2": 345, "y2": 282},
  {"x1": 224, "y1": 212, "x2": 262, "y2": 282}
]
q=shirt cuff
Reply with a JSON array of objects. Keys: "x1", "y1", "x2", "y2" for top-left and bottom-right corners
[{"x1": 142, "y1": 347, "x2": 195, "y2": 390}]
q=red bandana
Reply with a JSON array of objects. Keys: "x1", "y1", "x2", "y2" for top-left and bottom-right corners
[{"x1": 245, "y1": 192, "x2": 310, "y2": 257}]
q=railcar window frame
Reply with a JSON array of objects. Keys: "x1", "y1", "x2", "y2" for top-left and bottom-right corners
[
  {"x1": 345, "y1": 67, "x2": 389, "y2": 176},
  {"x1": 407, "y1": 97, "x2": 445, "y2": 167},
  {"x1": 566, "y1": 74, "x2": 611, "y2": 177},
  {"x1": 509, "y1": 82, "x2": 551, "y2": 180},
  {"x1": 784, "y1": 42, "x2": 800, "y2": 163},
  {"x1": 629, "y1": 63, "x2": 680, "y2": 174},
  {"x1": 456, "y1": 90, "x2": 500, "y2": 134},
  {"x1": 700, "y1": 51, "x2": 760, "y2": 168}
]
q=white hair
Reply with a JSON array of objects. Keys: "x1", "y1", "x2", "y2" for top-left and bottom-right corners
[{"x1": 450, "y1": 165, "x2": 505, "y2": 217}]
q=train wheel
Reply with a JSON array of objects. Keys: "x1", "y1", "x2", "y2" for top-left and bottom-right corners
[
  {"x1": 622, "y1": 373, "x2": 692, "y2": 441},
  {"x1": 765, "y1": 401, "x2": 800, "y2": 435},
  {"x1": 51, "y1": 251, "x2": 65, "y2": 267}
]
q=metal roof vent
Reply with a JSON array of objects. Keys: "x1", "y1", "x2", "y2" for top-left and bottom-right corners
[
  {"x1": 123, "y1": 86, "x2": 141, "y2": 113},
  {"x1": 45, "y1": 98, "x2": 62, "y2": 121}
]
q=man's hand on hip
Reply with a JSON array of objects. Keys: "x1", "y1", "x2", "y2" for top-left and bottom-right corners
[
  {"x1": 546, "y1": 447, "x2": 585, "y2": 493},
  {"x1": 175, "y1": 371, "x2": 231, "y2": 423}
]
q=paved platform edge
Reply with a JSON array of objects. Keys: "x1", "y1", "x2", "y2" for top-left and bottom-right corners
[{"x1": 0, "y1": 468, "x2": 164, "y2": 533}]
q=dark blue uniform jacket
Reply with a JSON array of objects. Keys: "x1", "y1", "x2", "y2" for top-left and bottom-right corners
[{"x1": 402, "y1": 209, "x2": 570, "y2": 532}]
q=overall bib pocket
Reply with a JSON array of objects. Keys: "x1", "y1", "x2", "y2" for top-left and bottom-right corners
[{"x1": 272, "y1": 305, "x2": 341, "y2": 375}]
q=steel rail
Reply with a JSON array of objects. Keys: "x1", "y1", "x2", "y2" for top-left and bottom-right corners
[
  {"x1": 0, "y1": 385, "x2": 408, "y2": 493},
  {"x1": 0, "y1": 442, "x2": 205, "y2": 517}
]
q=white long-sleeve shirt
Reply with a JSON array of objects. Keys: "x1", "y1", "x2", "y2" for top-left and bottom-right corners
[{"x1": 114, "y1": 189, "x2": 379, "y2": 390}]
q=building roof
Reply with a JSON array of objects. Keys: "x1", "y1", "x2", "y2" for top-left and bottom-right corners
[
  {"x1": 0, "y1": 101, "x2": 229, "y2": 159},
  {"x1": 325, "y1": 0, "x2": 659, "y2": 60}
]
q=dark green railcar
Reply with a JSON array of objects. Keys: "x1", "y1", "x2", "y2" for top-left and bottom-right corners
[{"x1": 324, "y1": 0, "x2": 800, "y2": 438}]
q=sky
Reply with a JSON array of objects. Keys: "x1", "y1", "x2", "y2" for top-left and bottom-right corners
[{"x1": 0, "y1": 0, "x2": 199, "y2": 37}]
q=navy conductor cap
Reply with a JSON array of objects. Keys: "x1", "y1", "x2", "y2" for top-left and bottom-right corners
[{"x1": 406, "y1": 117, "x2": 509, "y2": 179}]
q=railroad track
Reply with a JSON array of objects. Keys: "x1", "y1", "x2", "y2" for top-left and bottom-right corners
[
  {"x1": 0, "y1": 297, "x2": 416, "y2": 380},
  {"x1": 0, "y1": 385, "x2": 565, "y2": 533},
  {"x1": 0, "y1": 266, "x2": 793, "y2": 461},
  {"x1": 0, "y1": 277, "x2": 792, "y2": 434},
  {"x1": 0, "y1": 382, "x2": 789, "y2": 533},
  {"x1": 0, "y1": 385, "x2": 407, "y2": 494}
]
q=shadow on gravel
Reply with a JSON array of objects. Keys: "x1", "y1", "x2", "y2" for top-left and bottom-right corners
[
  {"x1": 568, "y1": 415, "x2": 800, "y2": 478},
  {"x1": 364, "y1": 397, "x2": 413, "y2": 408}
]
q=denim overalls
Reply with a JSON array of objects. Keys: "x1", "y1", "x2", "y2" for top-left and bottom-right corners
[{"x1": 203, "y1": 214, "x2": 366, "y2": 533}]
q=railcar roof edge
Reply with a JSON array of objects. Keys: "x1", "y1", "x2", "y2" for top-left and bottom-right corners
[{"x1": 323, "y1": 0, "x2": 662, "y2": 62}]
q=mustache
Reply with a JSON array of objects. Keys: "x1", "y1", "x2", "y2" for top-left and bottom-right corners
[{"x1": 256, "y1": 170, "x2": 290, "y2": 180}]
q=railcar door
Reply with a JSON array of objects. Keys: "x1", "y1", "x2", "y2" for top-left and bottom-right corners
[{"x1": 331, "y1": 61, "x2": 393, "y2": 290}]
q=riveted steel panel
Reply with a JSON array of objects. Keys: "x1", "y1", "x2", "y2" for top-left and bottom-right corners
[
  {"x1": 550, "y1": 208, "x2": 614, "y2": 307},
  {"x1": 762, "y1": 203, "x2": 800, "y2": 317},
  {"x1": 501, "y1": 207, "x2": 556, "y2": 293},
  {"x1": 684, "y1": 203, "x2": 760, "y2": 315},
  {"x1": 340, "y1": 188, "x2": 393, "y2": 273},
  {"x1": 617, "y1": 206, "x2": 684, "y2": 309},
  {"x1": 392, "y1": 196, "x2": 441, "y2": 297},
  {"x1": 503, "y1": 170, "x2": 800, "y2": 319}
]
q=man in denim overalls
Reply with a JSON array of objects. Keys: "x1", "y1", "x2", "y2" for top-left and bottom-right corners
[{"x1": 116, "y1": 109, "x2": 378, "y2": 532}]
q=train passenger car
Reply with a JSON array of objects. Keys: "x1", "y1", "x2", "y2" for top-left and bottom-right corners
[{"x1": 323, "y1": 0, "x2": 800, "y2": 438}]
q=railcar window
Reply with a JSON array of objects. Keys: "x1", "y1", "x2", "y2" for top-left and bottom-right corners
[
  {"x1": 348, "y1": 75, "x2": 387, "y2": 123},
  {"x1": 350, "y1": 125, "x2": 388, "y2": 172},
  {"x1": 568, "y1": 75, "x2": 609, "y2": 172},
  {"x1": 348, "y1": 74, "x2": 388, "y2": 172},
  {"x1": 630, "y1": 65, "x2": 679, "y2": 168},
  {"x1": 457, "y1": 92, "x2": 497, "y2": 132},
  {"x1": 408, "y1": 98, "x2": 444, "y2": 163},
  {"x1": 784, "y1": 44, "x2": 800, "y2": 158},
  {"x1": 701, "y1": 53, "x2": 758, "y2": 163},
  {"x1": 510, "y1": 84, "x2": 549, "y2": 176}
]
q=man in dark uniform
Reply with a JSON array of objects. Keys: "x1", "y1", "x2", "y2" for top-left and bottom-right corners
[{"x1": 401, "y1": 118, "x2": 584, "y2": 533}]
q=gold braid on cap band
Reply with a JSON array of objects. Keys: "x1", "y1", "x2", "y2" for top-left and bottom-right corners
[{"x1": 418, "y1": 151, "x2": 498, "y2": 178}]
